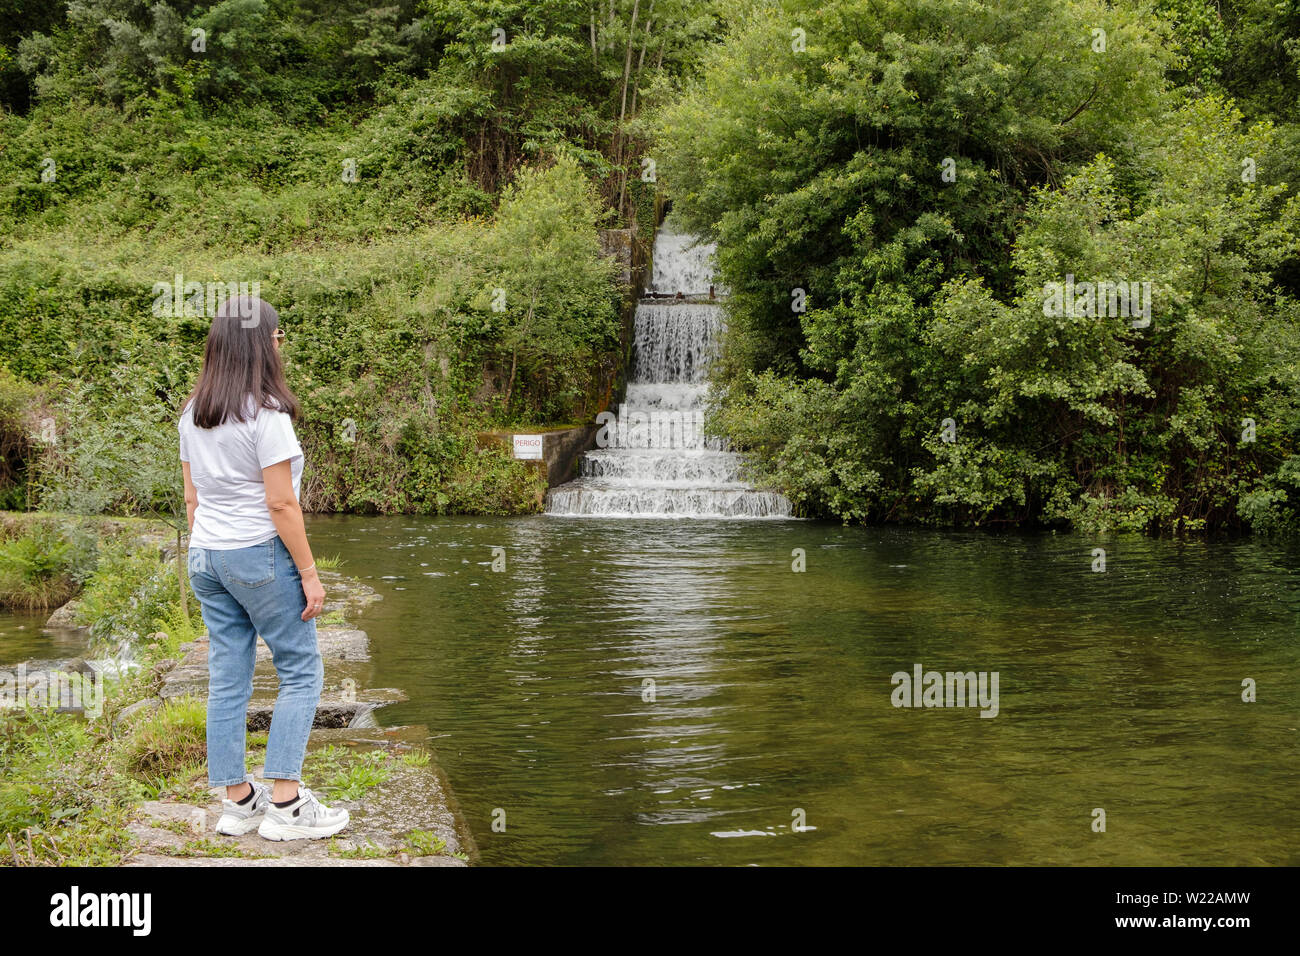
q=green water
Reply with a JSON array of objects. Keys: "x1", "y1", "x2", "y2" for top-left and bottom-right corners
[
  {"x1": 308, "y1": 515, "x2": 1300, "y2": 866},
  {"x1": 0, "y1": 610, "x2": 88, "y2": 667}
]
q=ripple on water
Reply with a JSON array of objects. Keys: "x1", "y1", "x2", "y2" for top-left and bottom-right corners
[{"x1": 304, "y1": 515, "x2": 1300, "y2": 866}]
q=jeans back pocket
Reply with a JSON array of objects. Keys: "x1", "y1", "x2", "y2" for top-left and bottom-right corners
[{"x1": 221, "y1": 540, "x2": 276, "y2": 588}]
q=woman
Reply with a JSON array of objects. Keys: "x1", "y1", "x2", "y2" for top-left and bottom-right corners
[{"x1": 180, "y1": 294, "x2": 349, "y2": 841}]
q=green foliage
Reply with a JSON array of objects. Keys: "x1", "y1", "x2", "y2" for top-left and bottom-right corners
[
  {"x1": 486, "y1": 153, "x2": 620, "y2": 414},
  {"x1": 0, "y1": 367, "x2": 42, "y2": 509},
  {"x1": 1157, "y1": 0, "x2": 1300, "y2": 122},
  {"x1": 0, "y1": 706, "x2": 144, "y2": 865},
  {"x1": 153, "y1": 598, "x2": 202, "y2": 652},
  {"x1": 0, "y1": 4, "x2": 687, "y2": 521},
  {"x1": 2, "y1": 2, "x2": 723, "y2": 220},
  {"x1": 304, "y1": 745, "x2": 391, "y2": 800},
  {"x1": 32, "y1": 365, "x2": 187, "y2": 527},
  {"x1": 121, "y1": 695, "x2": 207, "y2": 776},
  {"x1": 11, "y1": 0, "x2": 427, "y2": 112},
  {"x1": 0, "y1": 210, "x2": 582, "y2": 517},
  {"x1": 403, "y1": 828, "x2": 447, "y2": 855},
  {"x1": 666, "y1": 0, "x2": 1300, "y2": 534},
  {"x1": 74, "y1": 537, "x2": 184, "y2": 650},
  {"x1": 926, "y1": 101, "x2": 1300, "y2": 532},
  {"x1": 0, "y1": 667, "x2": 212, "y2": 864},
  {"x1": 400, "y1": 747, "x2": 431, "y2": 767},
  {"x1": 0, "y1": 519, "x2": 98, "y2": 609},
  {"x1": 4, "y1": 0, "x2": 1298, "y2": 536}
]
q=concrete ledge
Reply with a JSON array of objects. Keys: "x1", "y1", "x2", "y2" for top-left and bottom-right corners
[{"x1": 477, "y1": 425, "x2": 598, "y2": 487}]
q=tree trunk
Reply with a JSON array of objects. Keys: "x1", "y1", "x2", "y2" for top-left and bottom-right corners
[
  {"x1": 504, "y1": 292, "x2": 537, "y2": 412},
  {"x1": 630, "y1": 1, "x2": 654, "y2": 117},
  {"x1": 615, "y1": 0, "x2": 642, "y2": 220},
  {"x1": 505, "y1": 348, "x2": 518, "y2": 412}
]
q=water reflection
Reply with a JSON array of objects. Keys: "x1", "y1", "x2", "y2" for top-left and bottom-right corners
[
  {"x1": 309, "y1": 515, "x2": 1300, "y2": 866},
  {"x1": 0, "y1": 609, "x2": 89, "y2": 666}
]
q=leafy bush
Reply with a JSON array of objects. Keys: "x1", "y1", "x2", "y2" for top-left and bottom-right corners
[
  {"x1": 665, "y1": 0, "x2": 1300, "y2": 534},
  {"x1": 0, "y1": 367, "x2": 44, "y2": 510},
  {"x1": 0, "y1": 706, "x2": 143, "y2": 865},
  {"x1": 0, "y1": 518, "x2": 98, "y2": 609},
  {"x1": 74, "y1": 537, "x2": 183, "y2": 651}
]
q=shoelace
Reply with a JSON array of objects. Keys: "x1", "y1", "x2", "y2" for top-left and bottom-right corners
[{"x1": 293, "y1": 787, "x2": 324, "y2": 820}]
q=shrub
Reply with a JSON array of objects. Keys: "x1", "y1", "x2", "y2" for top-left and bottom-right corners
[
  {"x1": 121, "y1": 696, "x2": 207, "y2": 777},
  {"x1": 0, "y1": 518, "x2": 98, "y2": 609}
]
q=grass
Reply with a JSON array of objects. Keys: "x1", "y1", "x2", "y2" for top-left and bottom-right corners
[
  {"x1": 315, "y1": 553, "x2": 344, "y2": 571},
  {"x1": 0, "y1": 512, "x2": 174, "y2": 613},
  {"x1": 135, "y1": 761, "x2": 212, "y2": 805},
  {"x1": 157, "y1": 819, "x2": 198, "y2": 836},
  {"x1": 159, "y1": 838, "x2": 270, "y2": 860},
  {"x1": 329, "y1": 829, "x2": 451, "y2": 860},
  {"x1": 0, "y1": 587, "x2": 210, "y2": 865},
  {"x1": 304, "y1": 745, "x2": 391, "y2": 801},
  {"x1": 0, "y1": 521, "x2": 91, "y2": 609},
  {"x1": 0, "y1": 706, "x2": 145, "y2": 865},
  {"x1": 121, "y1": 696, "x2": 207, "y2": 776},
  {"x1": 401, "y1": 747, "x2": 431, "y2": 767},
  {"x1": 331, "y1": 839, "x2": 393, "y2": 859},
  {"x1": 404, "y1": 829, "x2": 447, "y2": 856}
]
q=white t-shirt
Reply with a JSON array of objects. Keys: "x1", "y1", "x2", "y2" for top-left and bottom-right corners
[{"x1": 179, "y1": 398, "x2": 304, "y2": 550}]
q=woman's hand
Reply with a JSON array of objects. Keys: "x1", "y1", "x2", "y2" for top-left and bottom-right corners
[
  {"x1": 263, "y1": 460, "x2": 325, "y2": 621},
  {"x1": 300, "y1": 566, "x2": 326, "y2": 621}
]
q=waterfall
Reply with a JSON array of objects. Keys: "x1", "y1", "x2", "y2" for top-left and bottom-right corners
[{"x1": 545, "y1": 227, "x2": 793, "y2": 519}]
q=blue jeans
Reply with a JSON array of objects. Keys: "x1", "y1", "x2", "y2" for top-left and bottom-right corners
[{"x1": 187, "y1": 536, "x2": 323, "y2": 786}]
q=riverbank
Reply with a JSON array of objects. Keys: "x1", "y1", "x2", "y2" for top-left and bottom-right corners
[
  {"x1": 0, "y1": 513, "x2": 475, "y2": 866},
  {"x1": 125, "y1": 568, "x2": 475, "y2": 866}
]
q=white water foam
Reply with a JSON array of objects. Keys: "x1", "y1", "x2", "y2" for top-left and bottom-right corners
[{"x1": 546, "y1": 229, "x2": 793, "y2": 519}]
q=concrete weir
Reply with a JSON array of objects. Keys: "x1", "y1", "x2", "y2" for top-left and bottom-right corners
[{"x1": 544, "y1": 227, "x2": 794, "y2": 518}]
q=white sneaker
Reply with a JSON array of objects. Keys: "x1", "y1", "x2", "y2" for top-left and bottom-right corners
[
  {"x1": 215, "y1": 776, "x2": 271, "y2": 836},
  {"x1": 257, "y1": 786, "x2": 350, "y2": 841}
]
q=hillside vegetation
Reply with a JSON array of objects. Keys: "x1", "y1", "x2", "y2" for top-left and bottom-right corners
[
  {"x1": 1, "y1": 0, "x2": 715, "y2": 515},
  {"x1": 4, "y1": 0, "x2": 1300, "y2": 534}
]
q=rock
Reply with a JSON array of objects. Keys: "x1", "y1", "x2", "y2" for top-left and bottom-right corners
[
  {"x1": 118, "y1": 573, "x2": 475, "y2": 867},
  {"x1": 126, "y1": 763, "x2": 471, "y2": 867},
  {"x1": 45, "y1": 600, "x2": 84, "y2": 629},
  {"x1": 114, "y1": 697, "x2": 162, "y2": 731},
  {"x1": 245, "y1": 700, "x2": 378, "y2": 731}
]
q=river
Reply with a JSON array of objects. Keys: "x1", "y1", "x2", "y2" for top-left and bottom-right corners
[{"x1": 306, "y1": 514, "x2": 1300, "y2": 866}]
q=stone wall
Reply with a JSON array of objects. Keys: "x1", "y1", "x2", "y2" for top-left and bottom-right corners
[{"x1": 477, "y1": 425, "x2": 599, "y2": 490}]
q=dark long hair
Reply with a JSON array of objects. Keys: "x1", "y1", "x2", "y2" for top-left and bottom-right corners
[{"x1": 188, "y1": 295, "x2": 299, "y2": 428}]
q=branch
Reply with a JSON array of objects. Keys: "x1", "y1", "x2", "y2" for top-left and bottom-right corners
[{"x1": 1057, "y1": 80, "x2": 1100, "y2": 127}]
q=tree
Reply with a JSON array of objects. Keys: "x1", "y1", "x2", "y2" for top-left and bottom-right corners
[
  {"x1": 484, "y1": 153, "x2": 619, "y2": 416},
  {"x1": 659, "y1": 0, "x2": 1300, "y2": 531}
]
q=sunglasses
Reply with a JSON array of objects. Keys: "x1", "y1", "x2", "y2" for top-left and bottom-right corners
[{"x1": 272, "y1": 329, "x2": 286, "y2": 341}]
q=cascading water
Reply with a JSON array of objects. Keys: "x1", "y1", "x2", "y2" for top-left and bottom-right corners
[{"x1": 545, "y1": 227, "x2": 793, "y2": 518}]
